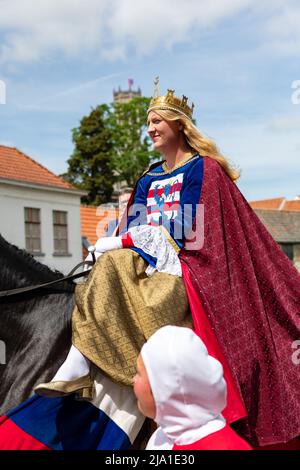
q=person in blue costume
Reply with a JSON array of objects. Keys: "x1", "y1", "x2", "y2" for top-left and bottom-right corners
[
  {"x1": 2, "y1": 77, "x2": 298, "y2": 450},
  {"x1": 31, "y1": 78, "x2": 245, "y2": 444}
]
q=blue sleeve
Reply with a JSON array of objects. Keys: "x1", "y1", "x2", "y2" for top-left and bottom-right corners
[{"x1": 167, "y1": 158, "x2": 204, "y2": 248}]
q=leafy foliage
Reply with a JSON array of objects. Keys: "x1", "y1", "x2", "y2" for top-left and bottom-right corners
[
  {"x1": 62, "y1": 98, "x2": 159, "y2": 204},
  {"x1": 109, "y1": 97, "x2": 158, "y2": 187}
]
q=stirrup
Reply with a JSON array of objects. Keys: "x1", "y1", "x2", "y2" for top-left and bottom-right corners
[{"x1": 34, "y1": 374, "x2": 93, "y2": 398}]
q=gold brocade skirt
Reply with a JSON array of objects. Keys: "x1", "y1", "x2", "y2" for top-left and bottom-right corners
[{"x1": 72, "y1": 249, "x2": 190, "y2": 386}]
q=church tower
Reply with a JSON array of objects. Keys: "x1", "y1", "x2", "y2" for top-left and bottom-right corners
[{"x1": 113, "y1": 79, "x2": 141, "y2": 103}]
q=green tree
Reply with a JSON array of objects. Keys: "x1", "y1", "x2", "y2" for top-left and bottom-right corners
[
  {"x1": 62, "y1": 105, "x2": 115, "y2": 205},
  {"x1": 62, "y1": 97, "x2": 159, "y2": 204},
  {"x1": 109, "y1": 97, "x2": 158, "y2": 187}
]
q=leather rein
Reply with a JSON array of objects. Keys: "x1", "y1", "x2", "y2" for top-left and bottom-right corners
[{"x1": 0, "y1": 257, "x2": 95, "y2": 299}]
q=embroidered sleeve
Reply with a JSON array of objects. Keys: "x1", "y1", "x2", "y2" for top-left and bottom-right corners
[{"x1": 122, "y1": 225, "x2": 182, "y2": 277}]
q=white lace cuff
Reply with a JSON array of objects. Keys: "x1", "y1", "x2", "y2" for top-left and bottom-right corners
[{"x1": 127, "y1": 225, "x2": 182, "y2": 277}]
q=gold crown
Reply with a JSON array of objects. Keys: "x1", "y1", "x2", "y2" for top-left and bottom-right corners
[{"x1": 147, "y1": 76, "x2": 194, "y2": 119}]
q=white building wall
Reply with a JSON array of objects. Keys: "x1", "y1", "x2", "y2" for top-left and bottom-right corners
[{"x1": 0, "y1": 181, "x2": 83, "y2": 274}]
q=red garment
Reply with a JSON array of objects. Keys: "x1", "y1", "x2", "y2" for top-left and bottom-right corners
[
  {"x1": 182, "y1": 264, "x2": 247, "y2": 425},
  {"x1": 121, "y1": 232, "x2": 134, "y2": 248},
  {"x1": 0, "y1": 415, "x2": 50, "y2": 450},
  {"x1": 180, "y1": 157, "x2": 300, "y2": 446},
  {"x1": 173, "y1": 424, "x2": 252, "y2": 450}
]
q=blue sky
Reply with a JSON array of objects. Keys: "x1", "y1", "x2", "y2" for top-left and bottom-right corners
[{"x1": 0, "y1": 0, "x2": 299, "y2": 201}]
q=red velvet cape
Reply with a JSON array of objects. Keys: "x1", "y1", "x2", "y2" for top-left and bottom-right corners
[
  {"x1": 120, "y1": 156, "x2": 300, "y2": 447},
  {"x1": 180, "y1": 157, "x2": 300, "y2": 446}
]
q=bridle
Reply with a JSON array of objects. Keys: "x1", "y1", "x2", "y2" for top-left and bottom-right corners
[{"x1": 0, "y1": 257, "x2": 95, "y2": 299}]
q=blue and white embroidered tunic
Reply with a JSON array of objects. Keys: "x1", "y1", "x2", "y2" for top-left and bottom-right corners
[{"x1": 122, "y1": 154, "x2": 204, "y2": 276}]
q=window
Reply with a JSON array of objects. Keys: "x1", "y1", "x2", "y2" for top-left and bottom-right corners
[
  {"x1": 280, "y1": 243, "x2": 294, "y2": 261},
  {"x1": 24, "y1": 207, "x2": 41, "y2": 253},
  {"x1": 53, "y1": 210, "x2": 68, "y2": 254}
]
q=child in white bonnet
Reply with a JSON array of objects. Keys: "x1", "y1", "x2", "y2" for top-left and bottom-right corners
[{"x1": 133, "y1": 325, "x2": 252, "y2": 450}]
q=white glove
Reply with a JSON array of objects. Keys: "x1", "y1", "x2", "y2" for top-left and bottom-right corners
[
  {"x1": 83, "y1": 248, "x2": 101, "y2": 272},
  {"x1": 94, "y1": 236, "x2": 123, "y2": 253},
  {"x1": 83, "y1": 237, "x2": 123, "y2": 272}
]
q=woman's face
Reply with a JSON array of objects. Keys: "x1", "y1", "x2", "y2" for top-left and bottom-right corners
[
  {"x1": 147, "y1": 111, "x2": 181, "y2": 153},
  {"x1": 133, "y1": 354, "x2": 156, "y2": 419}
]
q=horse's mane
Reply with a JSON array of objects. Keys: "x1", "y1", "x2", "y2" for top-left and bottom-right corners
[
  {"x1": 0, "y1": 233, "x2": 74, "y2": 291},
  {"x1": 0, "y1": 234, "x2": 75, "y2": 415}
]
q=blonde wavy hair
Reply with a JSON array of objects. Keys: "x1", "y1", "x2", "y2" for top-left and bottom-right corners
[{"x1": 148, "y1": 108, "x2": 240, "y2": 182}]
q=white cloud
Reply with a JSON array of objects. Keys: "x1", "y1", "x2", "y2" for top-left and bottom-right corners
[
  {"x1": 1, "y1": 0, "x2": 300, "y2": 67},
  {"x1": 105, "y1": 0, "x2": 252, "y2": 56},
  {"x1": 0, "y1": 0, "x2": 108, "y2": 63},
  {"x1": 0, "y1": 0, "x2": 253, "y2": 65},
  {"x1": 1, "y1": 0, "x2": 300, "y2": 65},
  {"x1": 252, "y1": 0, "x2": 300, "y2": 56}
]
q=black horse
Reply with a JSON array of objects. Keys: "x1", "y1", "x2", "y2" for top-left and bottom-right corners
[{"x1": 0, "y1": 234, "x2": 74, "y2": 415}]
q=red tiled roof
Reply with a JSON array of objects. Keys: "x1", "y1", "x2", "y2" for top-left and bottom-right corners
[
  {"x1": 0, "y1": 145, "x2": 74, "y2": 190},
  {"x1": 81, "y1": 205, "x2": 119, "y2": 245},
  {"x1": 283, "y1": 200, "x2": 300, "y2": 211},
  {"x1": 250, "y1": 197, "x2": 300, "y2": 212},
  {"x1": 250, "y1": 198, "x2": 285, "y2": 210}
]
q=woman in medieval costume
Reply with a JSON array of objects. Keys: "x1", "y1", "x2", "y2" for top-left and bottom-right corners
[{"x1": 0, "y1": 79, "x2": 300, "y2": 449}]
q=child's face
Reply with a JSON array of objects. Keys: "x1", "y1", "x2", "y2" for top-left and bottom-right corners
[{"x1": 133, "y1": 354, "x2": 156, "y2": 419}]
